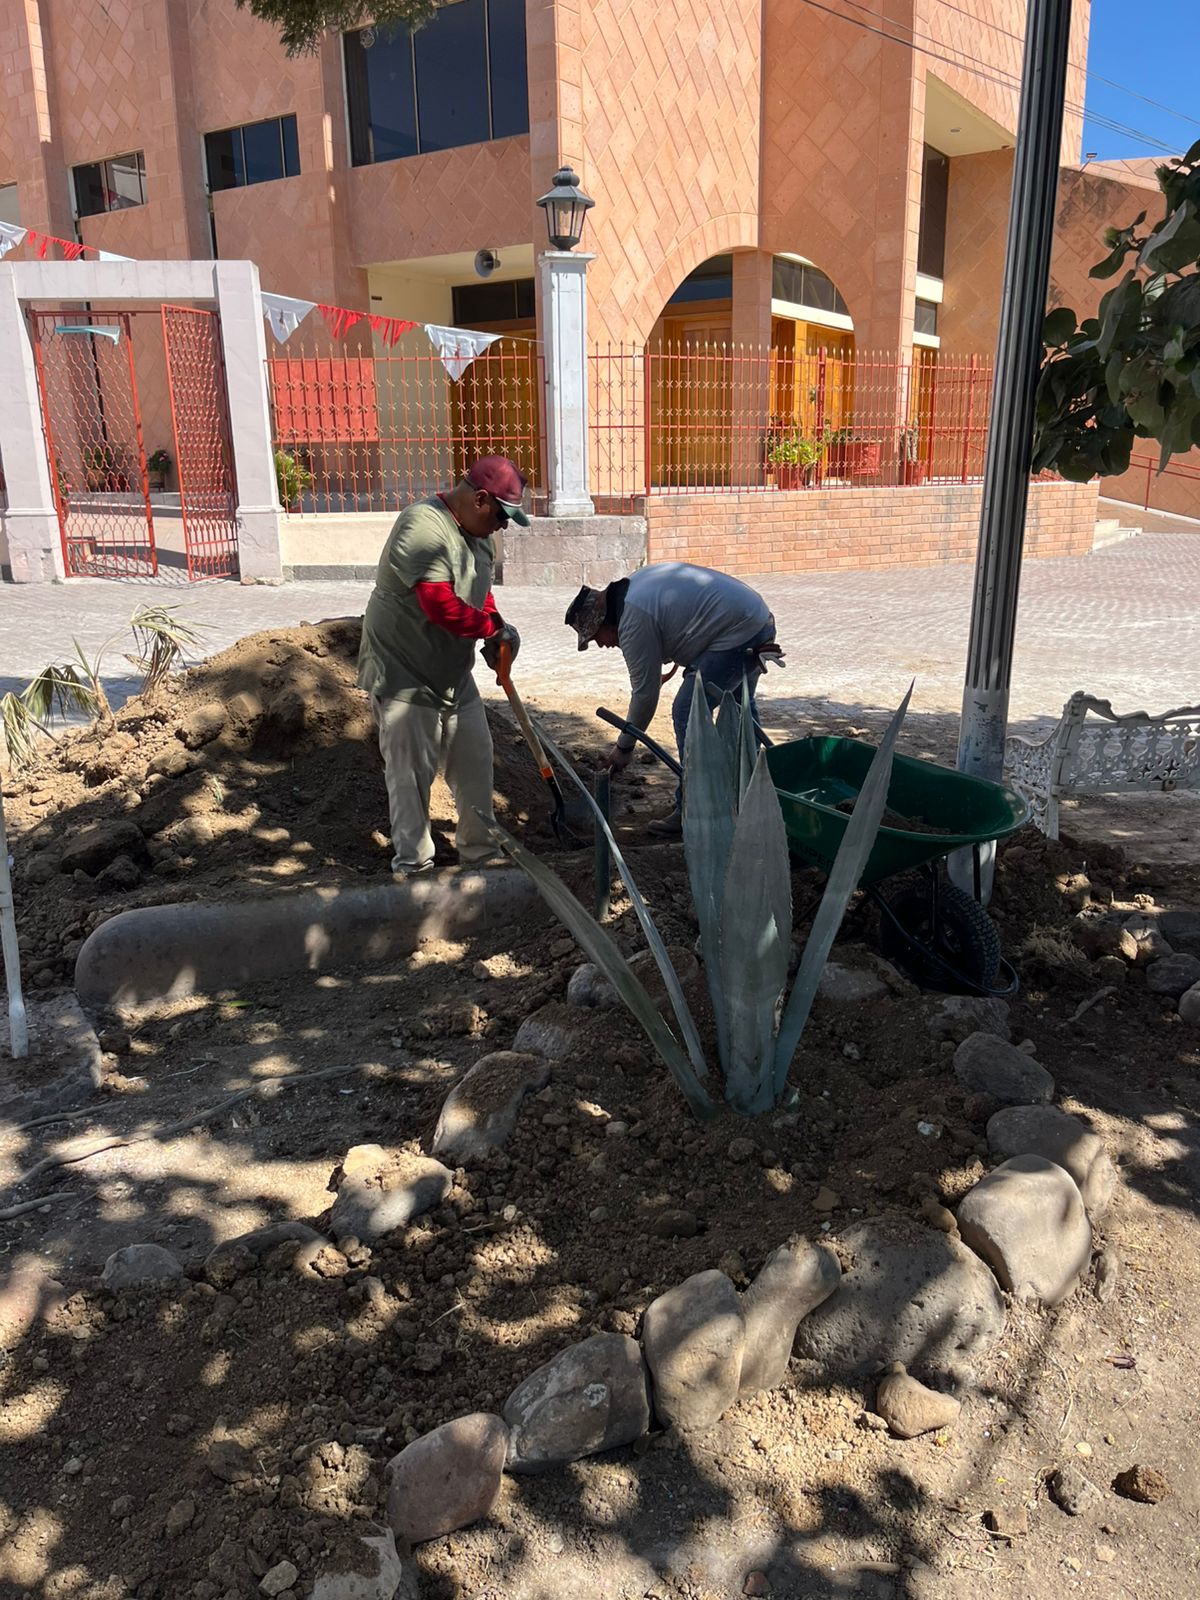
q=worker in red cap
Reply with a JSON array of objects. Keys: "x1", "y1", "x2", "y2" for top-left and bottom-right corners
[{"x1": 358, "y1": 456, "x2": 527, "y2": 874}]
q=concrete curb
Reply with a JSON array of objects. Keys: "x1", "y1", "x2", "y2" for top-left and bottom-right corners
[{"x1": 74, "y1": 869, "x2": 546, "y2": 1009}]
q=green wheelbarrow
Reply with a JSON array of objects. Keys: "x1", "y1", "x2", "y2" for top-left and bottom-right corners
[
  {"x1": 765, "y1": 736, "x2": 1030, "y2": 997},
  {"x1": 596, "y1": 709, "x2": 1030, "y2": 997}
]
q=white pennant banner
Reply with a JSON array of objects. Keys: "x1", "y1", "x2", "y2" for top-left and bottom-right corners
[
  {"x1": 424, "y1": 323, "x2": 500, "y2": 382},
  {"x1": 261, "y1": 290, "x2": 316, "y2": 345},
  {"x1": 0, "y1": 221, "x2": 28, "y2": 258},
  {"x1": 96, "y1": 249, "x2": 133, "y2": 262}
]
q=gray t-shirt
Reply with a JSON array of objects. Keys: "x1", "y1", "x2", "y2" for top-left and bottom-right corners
[{"x1": 617, "y1": 563, "x2": 771, "y2": 743}]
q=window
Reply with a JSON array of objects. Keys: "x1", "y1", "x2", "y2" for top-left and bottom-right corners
[
  {"x1": 0, "y1": 182, "x2": 20, "y2": 226},
  {"x1": 915, "y1": 298, "x2": 939, "y2": 337},
  {"x1": 918, "y1": 145, "x2": 949, "y2": 279},
  {"x1": 771, "y1": 258, "x2": 849, "y2": 317},
  {"x1": 205, "y1": 116, "x2": 300, "y2": 192},
  {"x1": 345, "y1": 0, "x2": 529, "y2": 166},
  {"x1": 73, "y1": 152, "x2": 146, "y2": 218},
  {"x1": 667, "y1": 254, "x2": 734, "y2": 306},
  {"x1": 452, "y1": 277, "x2": 535, "y2": 324}
]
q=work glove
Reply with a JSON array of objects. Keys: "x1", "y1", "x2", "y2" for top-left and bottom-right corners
[{"x1": 482, "y1": 623, "x2": 521, "y2": 672}]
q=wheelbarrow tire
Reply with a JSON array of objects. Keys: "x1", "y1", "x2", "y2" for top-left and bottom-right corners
[{"x1": 879, "y1": 880, "x2": 1001, "y2": 993}]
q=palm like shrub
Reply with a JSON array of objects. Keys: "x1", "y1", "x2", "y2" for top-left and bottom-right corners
[{"x1": 490, "y1": 681, "x2": 910, "y2": 1118}]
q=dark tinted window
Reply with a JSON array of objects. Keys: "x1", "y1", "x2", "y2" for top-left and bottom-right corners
[
  {"x1": 73, "y1": 152, "x2": 146, "y2": 217},
  {"x1": 918, "y1": 145, "x2": 949, "y2": 279},
  {"x1": 488, "y1": 0, "x2": 529, "y2": 140},
  {"x1": 281, "y1": 114, "x2": 300, "y2": 176},
  {"x1": 204, "y1": 128, "x2": 244, "y2": 192},
  {"x1": 415, "y1": 0, "x2": 489, "y2": 153},
  {"x1": 205, "y1": 117, "x2": 300, "y2": 192},
  {"x1": 771, "y1": 258, "x2": 849, "y2": 316},
  {"x1": 242, "y1": 119, "x2": 284, "y2": 184},
  {"x1": 915, "y1": 298, "x2": 939, "y2": 337},
  {"x1": 452, "y1": 277, "x2": 536, "y2": 324},
  {"x1": 667, "y1": 254, "x2": 734, "y2": 305},
  {"x1": 345, "y1": 0, "x2": 527, "y2": 167}
]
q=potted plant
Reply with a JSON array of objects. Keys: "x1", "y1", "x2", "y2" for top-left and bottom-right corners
[
  {"x1": 824, "y1": 426, "x2": 883, "y2": 480},
  {"x1": 765, "y1": 430, "x2": 825, "y2": 490},
  {"x1": 275, "y1": 448, "x2": 314, "y2": 511},
  {"x1": 147, "y1": 449, "x2": 171, "y2": 493},
  {"x1": 82, "y1": 444, "x2": 130, "y2": 493},
  {"x1": 899, "y1": 425, "x2": 927, "y2": 486}
]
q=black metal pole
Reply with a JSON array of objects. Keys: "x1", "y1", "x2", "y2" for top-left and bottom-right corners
[{"x1": 957, "y1": 0, "x2": 1074, "y2": 785}]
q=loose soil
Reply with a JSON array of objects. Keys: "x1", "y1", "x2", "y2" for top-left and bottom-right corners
[{"x1": 1, "y1": 626, "x2": 1198, "y2": 1600}]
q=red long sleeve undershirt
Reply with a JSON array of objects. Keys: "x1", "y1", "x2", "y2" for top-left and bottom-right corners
[{"x1": 414, "y1": 581, "x2": 501, "y2": 639}]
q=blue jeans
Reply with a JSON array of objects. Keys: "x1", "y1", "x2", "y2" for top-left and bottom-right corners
[{"x1": 670, "y1": 622, "x2": 775, "y2": 805}]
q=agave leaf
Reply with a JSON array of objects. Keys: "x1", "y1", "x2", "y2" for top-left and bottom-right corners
[
  {"x1": 532, "y1": 722, "x2": 711, "y2": 1085},
  {"x1": 716, "y1": 689, "x2": 741, "y2": 778},
  {"x1": 485, "y1": 820, "x2": 714, "y2": 1120},
  {"x1": 127, "y1": 603, "x2": 208, "y2": 694},
  {"x1": 772, "y1": 683, "x2": 913, "y2": 1096},
  {"x1": 682, "y1": 678, "x2": 736, "y2": 1071},
  {"x1": 21, "y1": 663, "x2": 99, "y2": 724},
  {"x1": 719, "y1": 752, "x2": 793, "y2": 1114},
  {"x1": 1, "y1": 692, "x2": 43, "y2": 769},
  {"x1": 737, "y1": 674, "x2": 756, "y2": 801}
]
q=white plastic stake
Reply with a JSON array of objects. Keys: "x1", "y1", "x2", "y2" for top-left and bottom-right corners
[{"x1": 0, "y1": 788, "x2": 29, "y2": 1058}]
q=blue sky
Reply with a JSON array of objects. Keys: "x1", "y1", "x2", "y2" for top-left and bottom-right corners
[{"x1": 1083, "y1": 0, "x2": 1199, "y2": 161}]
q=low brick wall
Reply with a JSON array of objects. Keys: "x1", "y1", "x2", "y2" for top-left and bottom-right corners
[
  {"x1": 645, "y1": 479, "x2": 1100, "y2": 574},
  {"x1": 497, "y1": 515, "x2": 647, "y2": 587}
]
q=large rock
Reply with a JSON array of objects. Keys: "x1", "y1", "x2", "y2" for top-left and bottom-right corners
[
  {"x1": 204, "y1": 1222, "x2": 326, "y2": 1288},
  {"x1": 986, "y1": 1105, "x2": 1117, "y2": 1218},
  {"x1": 874, "y1": 1362, "x2": 962, "y2": 1439},
  {"x1": 100, "y1": 1243, "x2": 184, "y2": 1291},
  {"x1": 310, "y1": 1531, "x2": 419, "y2": 1600},
  {"x1": 794, "y1": 1220, "x2": 1005, "y2": 1382},
  {"x1": 956, "y1": 1155, "x2": 1092, "y2": 1306},
  {"x1": 503, "y1": 1333, "x2": 651, "y2": 1471},
  {"x1": 1145, "y1": 953, "x2": 1200, "y2": 998},
  {"x1": 817, "y1": 963, "x2": 888, "y2": 1005},
  {"x1": 1159, "y1": 910, "x2": 1200, "y2": 957},
  {"x1": 386, "y1": 1413, "x2": 508, "y2": 1543},
  {"x1": 431, "y1": 1051, "x2": 551, "y2": 1163},
  {"x1": 1179, "y1": 982, "x2": 1200, "y2": 1027},
  {"x1": 59, "y1": 819, "x2": 144, "y2": 877},
  {"x1": 1071, "y1": 915, "x2": 1138, "y2": 964},
  {"x1": 177, "y1": 701, "x2": 227, "y2": 749},
  {"x1": 927, "y1": 994, "x2": 1011, "y2": 1044},
  {"x1": 330, "y1": 1153, "x2": 452, "y2": 1241},
  {"x1": 953, "y1": 1032, "x2": 1054, "y2": 1106},
  {"x1": 568, "y1": 947, "x2": 699, "y2": 1016},
  {"x1": 641, "y1": 1270, "x2": 745, "y2": 1431},
  {"x1": 512, "y1": 1002, "x2": 587, "y2": 1061},
  {"x1": 1122, "y1": 915, "x2": 1174, "y2": 966},
  {"x1": 738, "y1": 1238, "x2": 841, "y2": 1394}
]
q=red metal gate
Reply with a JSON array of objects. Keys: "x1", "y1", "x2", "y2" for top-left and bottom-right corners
[
  {"x1": 162, "y1": 305, "x2": 240, "y2": 580},
  {"x1": 29, "y1": 310, "x2": 159, "y2": 578}
]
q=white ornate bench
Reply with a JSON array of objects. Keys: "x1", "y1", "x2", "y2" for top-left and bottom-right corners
[{"x1": 1005, "y1": 691, "x2": 1200, "y2": 838}]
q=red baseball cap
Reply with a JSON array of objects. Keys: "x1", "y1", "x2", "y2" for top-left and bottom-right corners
[{"x1": 466, "y1": 456, "x2": 530, "y2": 525}]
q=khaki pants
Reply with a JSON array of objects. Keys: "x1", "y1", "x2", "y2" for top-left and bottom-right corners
[{"x1": 373, "y1": 682, "x2": 496, "y2": 872}]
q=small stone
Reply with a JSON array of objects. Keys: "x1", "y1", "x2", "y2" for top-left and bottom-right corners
[
  {"x1": 1095, "y1": 1545, "x2": 1116, "y2": 1564},
  {"x1": 177, "y1": 702, "x2": 227, "y2": 750},
  {"x1": 1177, "y1": 981, "x2": 1200, "y2": 1027},
  {"x1": 64, "y1": 1457, "x2": 84, "y2": 1475},
  {"x1": 918, "y1": 1195, "x2": 958, "y2": 1235},
  {"x1": 1145, "y1": 954, "x2": 1200, "y2": 998},
  {"x1": 1093, "y1": 1246, "x2": 1120, "y2": 1303},
  {"x1": 605, "y1": 1121, "x2": 628, "y2": 1138},
  {"x1": 100, "y1": 1243, "x2": 184, "y2": 1290},
  {"x1": 147, "y1": 742, "x2": 196, "y2": 779},
  {"x1": 566, "y1": 962, "x2": 617, "y2": 1009},
  {"x1": 504, "y1": 1333, "x2": 651, "y2": 1471},
  {"x1": 330, "y1": 1153, "x2": 453, "y2": 1241},
  {"x1": 812, "y1": 1186, "x2": 840, "y2": 1212},
  {"x1": 1113, "y1": 1464, "x2": 1170, "y2": 1503},
  {"x1": 1094, "y1": 954, "x2": 1129, "y2": 986},
  {"x1": 260, "y1": 1561, "x2": 300, "y2": 1596},
  {"x1": 1071, "y1": 916, "x2": 1138, "y2": 963},
  {"x1": 386, "y1": 1413, "x2": 508, "y2": 1544},
  {"x1": 165, "y1": 1496, "x2": 196, "y2": 1536},
  {"x1": 1123, "y1": 915, "x2": 1174, "y2": 965},
  {"x1": 206, "y1": 1438, "x2": 253, "y2": 1483},
  {"x1": 727, "y1": 1138, "x2": 755, "y2": 1163},
  {"x1": 511, "y1": 1002, "x2": 586, "y2": 1061},
  {"x1": 874, "y1": 1362, "x2": 961, "y2": 1438},
  {"x1": 738, "y1": 1238, "x2": 841, "y2": 1394},
  {"x1": 985, "y1": 1504, "x2": 1028, "y2": 1538},
  {"x1": 650, "y1": 1209, "x2": 698, "y2": 1239},
  {"x1": 1049, "y1": 1465, "x2": 1101, "y2": 1515},
  {"x1": 818, "y1": 962, "x2": 888, "y2": 1004},
  {"x1": 953, "y1": 1033, "x2": 1054, "y2": 1106},
  {"x1": 110, "y1": 1496, "x2": 134, "y2": 1519},
  {"x1": 957, "y1": 1155, "x2": 1092, "y2": 1306},
  {"x1": 641, "y1": 1270, "x2": 744, "y2": 1431},
  {"x1": 431, "y1": 1051, "x2": 551, "y2": 1162},
  {"x1": 927, "y1": 995, "x2": 1011, "y2": 1044},
  {"x1": 743, "y1": 1573, "x2": 770, "y2": 1597},
  {"x1": 204, "y1": 1222, "x2": 325, "y2": 1287},
  {"x1": 96, "y1": 853, "x2": 142, "y2": 891},
  {"x1": 986, "y1": 1104, "x2": 1118, "y2": 1218},
  {"x1": 59, "y1": 819, "x2": 144, "y2": 877}
]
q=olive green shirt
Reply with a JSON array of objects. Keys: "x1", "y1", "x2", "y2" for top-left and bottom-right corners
[{"x1": 357, "y1": 498, "x2": 496, "y2": 710}]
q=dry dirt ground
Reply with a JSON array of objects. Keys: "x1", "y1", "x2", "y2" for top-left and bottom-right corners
[{"x1": 1, "y1": 623, "x2": 1198, "y2": 1600}]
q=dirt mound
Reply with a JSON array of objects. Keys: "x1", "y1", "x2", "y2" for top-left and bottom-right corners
[{"x1": 2, "y1": 618, "x2": 594, "y2": 994}]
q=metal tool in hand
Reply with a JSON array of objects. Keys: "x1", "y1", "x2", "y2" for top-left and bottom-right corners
[{"x1": 493, "y1": 640, "x2": 580, "y2": 846}]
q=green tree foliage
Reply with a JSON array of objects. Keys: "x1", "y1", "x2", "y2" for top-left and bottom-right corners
[
  {"x1": 1036, "y1": 139, "x2": 1200, "y2": 482},
  {"x1": 235, "y1": 0, "x2": 440, "y2": 55}
]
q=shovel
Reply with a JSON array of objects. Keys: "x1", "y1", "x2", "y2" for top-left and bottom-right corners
[{"x1": 492, "y1": 641, "x2": 584, "y2": 847}]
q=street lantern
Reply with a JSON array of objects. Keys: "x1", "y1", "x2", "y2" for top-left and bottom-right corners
[{"x1": 536, "y1": 167, "x2": 594, "y2": 251}]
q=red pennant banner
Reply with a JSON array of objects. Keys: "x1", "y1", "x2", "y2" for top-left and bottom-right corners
[
  {"x1": 61, "y1": 241, "x2": 86, "y2": 261},
  {"x1": 30, "y1": 231, "x2": 49, "y2": 259},
  {"x1": 318, "y1": 303, "x2": 365, "y2": 339},
  {"x1": 368, "y1": 314, "x2": 418, "y2": 348}
]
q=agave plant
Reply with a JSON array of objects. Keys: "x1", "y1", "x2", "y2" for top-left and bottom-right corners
[
  {"x1": 126, "y1": 604, "x2": 209, "y2": 698},
  {"x1": 0, "y1": 665, "x2": 99, "y2": 770},
  {"x1": 489, "y1": 681, "x2": 911, "y2": 1119}
]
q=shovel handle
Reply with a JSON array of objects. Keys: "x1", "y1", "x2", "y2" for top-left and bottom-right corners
[{"x1": 493, "y1": 640, "x2": 553, "y2": 781}]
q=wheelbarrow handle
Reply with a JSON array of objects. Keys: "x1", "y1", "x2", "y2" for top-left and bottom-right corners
[{"x1": 595, "y1": 707, "x2": 683, "y2": 777}]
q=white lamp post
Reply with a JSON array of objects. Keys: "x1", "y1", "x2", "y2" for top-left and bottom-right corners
[{"x1": 536, "y1": 168, "x2": 596, "y2": 518}]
